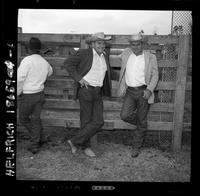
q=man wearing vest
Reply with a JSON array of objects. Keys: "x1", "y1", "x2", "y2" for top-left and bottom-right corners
[
  {"x1": 64, "y1": 32, "x2": 118, "y2": 157},
  {"x1": 118, "y1": 33, "x2": 159, "y2": 158}
]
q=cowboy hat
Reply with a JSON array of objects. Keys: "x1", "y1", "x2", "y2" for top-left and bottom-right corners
[
  {"x1": 86, "y1": 32, "x2": 112, "y2": 43},
  {"x1": 126, "y1": 33, "x2": 145, "y2": 43}
]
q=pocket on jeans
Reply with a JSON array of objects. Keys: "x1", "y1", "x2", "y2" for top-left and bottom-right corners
[{"x1": 78, "y1": 88, "x2": 93, "y2": 101}]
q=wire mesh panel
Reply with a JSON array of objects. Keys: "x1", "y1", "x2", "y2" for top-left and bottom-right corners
[
  {"x1": 158, "y1": 131, "x2": 172, "y2": 148},
  {"x1": 157, "y1": 90, "x2": 175, "y2": 103},
  {"x1": 149, "y1": 37, "x2": 179, "y2": 146},
  {"x1": 159, "y1": 67, "x2": 177, "y2": 82},
  {"x1": 154, "y1": 41, "x2": 178, "y2": 104},
  {"x1": 172, "y1": 11, "x2": 192, "y2": 35}
]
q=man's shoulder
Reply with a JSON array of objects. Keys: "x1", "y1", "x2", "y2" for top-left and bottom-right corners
[
  {"x1": 78, "y1": 48, "x2": 91, "y2": 55},
  {"x1": 122, "y1": 48, "x2": 131, "y2": 53},
  {"x1": 22, "y1": 55, "x2": 32, "y2": 60},
  {"x1": 23, "y1": 54, "x2": 43, "y2": 60},
  {"x1": 144, "y1": 50, "x2": 157, "y2": 58},
  {"x1": 19, "y1": 55, "x2": 32, "y2": 64},
  {"x1": 72, "y1": 48, "x2": 91, "y2": 59},
  {"x1": 121, "y1": 48, "x2": 132, "y2": 56}
]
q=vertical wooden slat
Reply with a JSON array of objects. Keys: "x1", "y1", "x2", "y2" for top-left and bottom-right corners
[
  {"x1": 17, "y1": 27, "x2": 22, "y2": 66},
  {"x1": 80, "y1": 34, "x2": 89, "y2": 49},
  {"x1": 172, "y1": 35, "x2": 190, "y2": 151}
]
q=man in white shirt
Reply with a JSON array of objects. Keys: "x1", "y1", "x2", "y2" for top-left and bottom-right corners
[
  {"x1": 64, "y1": 32, "x2": 118, "y2": 157},
  {"x1": 118, "y1": 33, "x2": 159, "y2": 157},
  {"x1": 17, "y1": 37, "x2": 53, "y2": 154}
]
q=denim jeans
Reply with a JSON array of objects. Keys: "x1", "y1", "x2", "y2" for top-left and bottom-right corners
[
  {"x1": 18, "y1": 91, "x2": 45, "y2": 148},
  {"x1": 120, "y1": 87, "x2": 150, "y2": 148},
  {"x1": 71, "y1": 86, "x2": 104, "y2": 149}
]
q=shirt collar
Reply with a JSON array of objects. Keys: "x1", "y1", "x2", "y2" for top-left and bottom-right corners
[
  {"x1": 92, "y1": 48, "x2": 106, "y2": 56},
  {"x1": 131, "y1": 50, "x2": 144, "y2": 57}
]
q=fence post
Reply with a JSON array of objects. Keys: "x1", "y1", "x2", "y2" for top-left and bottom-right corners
[
  {"x1": 172, "y1": 35, "x2": 190, "y2": 151},
  {"x1": 80, "y1": 34, "x2": 89, "y2": 49},
  {"x1": 17, "y1": 27, "x2": 22, "y2": 66}
]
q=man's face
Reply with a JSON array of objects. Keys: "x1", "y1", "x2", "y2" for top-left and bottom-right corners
[
  {"x1": 92, "y1": 40, "x2": 105, "y2": 55},
  {"x1": 130, "y1": 41, "x2": 143, "y2": 55}
]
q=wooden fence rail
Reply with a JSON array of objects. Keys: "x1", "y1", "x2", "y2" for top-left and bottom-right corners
[{"x1": 17, "y1": 32, "x2": 192, "y2": 151}]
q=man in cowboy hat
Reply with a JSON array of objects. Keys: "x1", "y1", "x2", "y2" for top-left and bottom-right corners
[
  {"x1": 118, "y1": 33, "x2": 159, "y2": 158},
  {"x1": 64, "y1": 32, "x2": 118, "y2": 157},
  {"x1": 17, "y1": 37, "x2": 53, "y2": 154}
]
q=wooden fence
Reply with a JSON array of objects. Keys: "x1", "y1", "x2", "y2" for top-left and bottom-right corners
[{"x1": 17, "y1": 29, "x2": 192, "y2": 151}]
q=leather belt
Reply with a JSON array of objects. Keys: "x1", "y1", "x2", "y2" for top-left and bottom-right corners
[
  {"x1": 128, "y1": 85, "x2": 147, "y2": 90},
  {"x1": 82, "y1": 85, "x2": 101, "y2": 89}
]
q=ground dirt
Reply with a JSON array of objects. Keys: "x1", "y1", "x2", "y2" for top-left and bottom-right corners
[{"x1": 16, "y1": 127, "x2": 191, "y2": 182}]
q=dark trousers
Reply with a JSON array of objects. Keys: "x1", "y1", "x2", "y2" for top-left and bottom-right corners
[
  {"x1": 71, "y1": 86, "x2": 104, "y2": 149},
  {"x1": 19, "y1": 91, "x2": 45, "y2": 148},
  {"x1": 120, "y1": 87, "x2": 150, "y2": 148}
]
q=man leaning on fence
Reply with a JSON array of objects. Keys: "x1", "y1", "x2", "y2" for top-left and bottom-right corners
[
  {"x1": 64, "y1": 32, "x2": 118, "y2": 157},
  {"x1": 17, "y1": 37, "x2": 53, "y2": 154},
  {"x1": 118, "y1": 33, "x2": 159, "y2": 158}
]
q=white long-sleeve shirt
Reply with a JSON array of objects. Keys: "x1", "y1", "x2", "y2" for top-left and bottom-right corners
[
  {"x1": 83, "y1": 49, "x2": 107, "y2": 87},
  {"x1": 125, "y1": 52, "x2": 146, "y2": 87},
  {"x1": 17, "y1": 54, "x2": 53, "y2": 95}
]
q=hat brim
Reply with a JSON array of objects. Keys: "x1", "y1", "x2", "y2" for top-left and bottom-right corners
[
  {"x1": 126, "y1": 38, "x2": 143, "y2": 42},
  {"x1": 126, "y1": 37, "x2": 148, "y2": 43},
  {"x1": 86, "y1": 36, "x2": 112, "y2": 43}
]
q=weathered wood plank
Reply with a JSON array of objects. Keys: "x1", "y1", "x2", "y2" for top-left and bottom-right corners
[
  {"x1": 17, "y1": 107, "x2": 189, "y2": 132},
  {"x1": 107, "y1": 35, "x2": 178, "y2": 45},
  {"x1": 109, "y1": 55, "x2": 121, "y2": 67},
  {"x1": 172, "y1": 35, "x2": 190, "y2": 151},
  {"x1": 40, "y1": 117, "x2": 173, "y2": 130},
  {"x1": 109, "y1": 45, "x2": 164, "y2": 54},
  {"x1": 20, "y1": 44, "x2": 77, "y2": 57},
  {"x1": 17, "y1": 122, "x2": 191, "y2": 133},
  {"x1": 41, "y1": 109, "x2": 121, "y2": 120},
  {"x1": 45, "y1": 57, "x2": 66, "y2": 67},
  {"x1": 147, "y1": 35, "x2": 179, "y2": 44},
  {"x1": 16, "y1": 115, "x2": 146, "y2": 130},
  {"x1": 110, "y1": 49, "x2": 123, "y2": 55},
  {"x1": 41, "y1": 109, "x2": 174, "y2": 124},
  {"x1": 18, "y1": 57, "x2": 179, "y2": 68},
  {"x1": 44, "y1": 87, "x2": 71, "y2": 99},
  {"x1": 18, "y1": 33, "x2": 81, "y2": 44},
  {"x1": 50, "y1": 63, "x2": 188, "y2": 81},
  {"x1": 45, "y1": 78, "x2": 191, "y2": 91},
  {"x1": 109, "y1": 56, "x2": 178, "y2": 68},
  {"x1": 43, "y1": 98, "x2": 174, "y2": 112},
  {"x1": 52, "y1": 67, "x2": 69, "y2": 77},
  {"x1": 18, "y1": 33, "x2": 178, "y2": 44}
]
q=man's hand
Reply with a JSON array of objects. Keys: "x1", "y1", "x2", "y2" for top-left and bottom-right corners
[
  {"x1": 79, "y1": 78, "x2": 89, "y2": 89},
  {"x1": 143, "y1": 89, "x2": 152, "y2": 100}
]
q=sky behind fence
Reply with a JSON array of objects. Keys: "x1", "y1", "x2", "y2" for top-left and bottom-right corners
[{"x1": 18, "y1": 9, "x2": 173, "y2": 35}]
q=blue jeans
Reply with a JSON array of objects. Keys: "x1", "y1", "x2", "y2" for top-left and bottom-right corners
[
  {"x1": 120, "y1": 87, "x2": 150, "y2": 148},
  {"x1": 70, "y1": 86, "x2": 104, "y2": 149},
  {"x1": 19, "y1": 91, "x2": 45, "y2": 148}
]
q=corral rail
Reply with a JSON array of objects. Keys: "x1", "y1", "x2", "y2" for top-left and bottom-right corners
[{"x1": 17, "y1": 29, "x2": 191, "y2": 151}]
